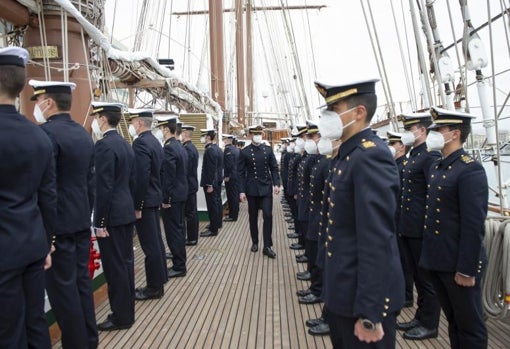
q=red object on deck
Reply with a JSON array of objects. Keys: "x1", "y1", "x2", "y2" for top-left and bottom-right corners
[{"x1": 88, "y1": 236, "x2": 101, "y2": 279}]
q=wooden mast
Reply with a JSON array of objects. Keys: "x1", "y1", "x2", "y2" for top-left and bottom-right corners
[
  {"x1": 208, "y1": 0, "x2": 226, "y2": 129},
  {"x1": 235, "y1": 0, "x2": 246, "y2": 127},
  {"x1": 246, "y1": 0, "x2": 253, "y2": 127}
]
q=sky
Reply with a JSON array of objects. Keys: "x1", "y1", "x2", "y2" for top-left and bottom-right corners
[{"x1": 103, "y1": 0, "x2": 510, "y2": 133}]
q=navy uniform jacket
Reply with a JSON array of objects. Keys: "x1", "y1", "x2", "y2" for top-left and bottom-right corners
[
  {"x1": 287, "y1": 153, "x2": 302, "y2": 196},
  {"x1": 201, "y1": 143, "x2": 219, "y2": 188},
  {"x1": 395, "y1": 155, "x2": 407, "y2": 229},
  {"x1": 297, "y1": 154, "x2": 315, "y2": 221},
  {"x1": 132, "y1": 130, "x2": 163, "y2": 209},
  {"x1": 40, "y1": 113, "x2": 95, "y2": 234},
  {"x1": 238, "y1": 143, "x2": 280, "y2": 197},
  {"x1": 223, "y1": 144, "x2": 239, "y2": 180},
  {"x1": 93, "y1": 130, "x2": 136, "y2": 228},
  {"x1": 323, "y1": 128, "x2": 404, "y2": 323},
  {"x1": 420, "y1": 149, "x2": 488, "y2": 276},
  {"x1": 307, "y1": 154, "x2": 330, "y2": 241},
  {"x1": 0, "y1": 105, "x2": 57, "y2": 271},
  {"x1": 214, "y1": 144, "x2": 224, "y2": 188},
  {"x1": 161, "y1": 137, "x2": 189, "y2": 204},
  {"x1": 399, "y1": 142, "x2": 441, "y2": 238},
  {"x1": 183, "y1": 140, "x2": 199, "y2": 194},
  {"x1": 280, "y1": 150, "x2": 291, "y2": 190}
]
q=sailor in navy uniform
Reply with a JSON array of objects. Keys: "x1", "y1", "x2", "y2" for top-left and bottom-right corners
[
  {"x1": 396, "y1": 112, "x2": 442, "y2": 340},
  {"x1": 297, "y1": 121, "x2": 325, "y2": 304},
  {"x1": 29, "y1": 80, "x2": 98, "y2": 348},
  {"x1": 0, "y1": 47, "x2": 56, "y2": 349},
  {"x1": 387, "y1": 130, "x2": 414, "y2": 309},
  {"x1": 181, "y1": 125, "x2": 200, "y2": 245},
  {"x1": 420, "y1": 107, "x2": 488, "y2": 349},
  {"x1": 280, "y1": 138, "x2": 291, "y2": 196},
  {"x1": 126, "y1": 109, "x2": 167, "y2": 300},
  {"x1": 157, "y1": 116, "x2": 189, "y2": 278},
  {"x1": 314, "y1": 79, "x2": 404, "y2": 348},
  {"x1": 292, "y1": 125, "x2": 311, "y2": 254},
  {"x1": 91, "y1": 102, "x2": 137, "y2": 331},
  {"x1": 200, "y1": 129, "x2": 223, "y2": 236},
  {"x1": 239, "y1": 125, "x2": 280, "y2": 258},
  {"x1": 222, "y1": 134, "x2": 240, "y2": 221}
]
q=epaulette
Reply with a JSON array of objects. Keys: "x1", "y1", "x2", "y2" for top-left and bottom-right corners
[
  {"x1": 361, "y1": 140, "x2": 376, "y2": 149},
  {"x1": 460, "y1": 154, "x2": 474, "y2": 164}
]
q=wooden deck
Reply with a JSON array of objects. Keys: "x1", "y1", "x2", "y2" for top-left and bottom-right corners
[{"x1": 52, "y1": 197, "x2": 510, "y2": 348}]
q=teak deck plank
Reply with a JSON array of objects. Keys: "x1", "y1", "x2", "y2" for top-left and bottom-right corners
[{"x1": 51, "y1": 197, "x2": 510, "y2": 348}]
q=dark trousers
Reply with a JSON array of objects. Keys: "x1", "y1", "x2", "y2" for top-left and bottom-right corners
[
  {"x1": 204, "y1": 187, "x2": 222, "y2": 233},
  {"x1": 161, "y1": 201, "x2": 187, "y2": 272},
  {"x1": 225, "y1": 178, "x2": 239, "y2": 219},
  {"x1": 247, "y1": 195, "x2": 273, "y2": 248},
  {"x1": 215, "y1": 185, "x2": 223, "y2": 228},
  {"x1": 287, "y1": 195, "x2": 299, "y2": 234},
  {"x1": 429, "y1": 271, "x2": 487, "y2": 349},
  {"x1": 401, "y1": 236, "x2": 441, "y2": 329},
  {"x1": 45, "y1": 231, "x2": 98, "y2": 349},
  {"x1": 327, "y1": 309, "x2": 396, "y2": 349},
  {"x1": 297, "y1": 220, "x2": 308, "y2": 247},
  {"x1": 397, "y1": 234, "x2": 414, "y2": 303},
  {"x1": 97, "y1": 224, "x2": 135, "y2": 326},
  {"x1": 306, "y1": 239, "x2": 323, "y2": 297},
  {"x1": 135, "y1": 207, "x2": 167, "y2": 289},
  {"x1": 184, "y1": 192, "x2": 199, "y2": 242},
  {"x1": 0, "y1": 257, "x2": 50, "y2": 349}
]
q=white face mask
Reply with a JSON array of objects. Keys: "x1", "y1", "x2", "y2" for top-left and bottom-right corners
[
  {"x1": 304, "y1": 139, "x2": 318, "y2": 154},
  {"x1": 295, "y1": 144, "x2": 303, "y2": 153},
  {"x1": 318, "y1": 138, "x2": 333, "y2": 155},
  {"x1": 388, "y1": 145, "x2": 397, "y2": 158},
  {"x1": 426, "y1": 130, "x2": 453, "y2": 151},
  {"x1": 128, "y1": 124, "x2": 137, "y2": 138},
  {"x1": 91, "y1": 119, "x2": 102, "y2": 139},
  {"x1": 253, "y1": 134, "x2": 263, "y2": 144},
  {"x1": 200, "y1": 136, "x2": 206, "y2": 144},
  {"x1": 401, "y1": 129, "x2": 418, "y2": 146},
  {"x1": 153, "y1": 129, "x2": 164, "y2": 144},
  {"x1": 33, "y1": 101, "x2": 48, "y2": 124},
  {"x1": 296, "y1": 137, "x2": 305, "y2": 147},
  {"x1": 178, "y1": 134, "x2": 183, "y2": 142},
  {"x1": 288, "y1": 143, "x2": 295, "y2": 153},
  {"x1": 318, "y1": 107, "x2": 357, "y2": 140}
]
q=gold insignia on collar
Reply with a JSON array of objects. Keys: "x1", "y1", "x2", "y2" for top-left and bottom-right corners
[
  {"x1": 403, "y1": 160, "x2": 408, "y2": 166},
  {"x1": 361, "y1": 140, "x2": 376, "y2": 149},
  {"x1": 461, "y1": 154, "x2": 474, "y2": 164}
]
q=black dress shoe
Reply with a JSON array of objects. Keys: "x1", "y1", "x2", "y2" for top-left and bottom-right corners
[
  {"x1": 296, "y1": 255, "x2": 308, "y2": 263},
  {"x1": 298, "y1": 293, "x2": 322, "y2": 304},
  {"x1": 165, "y1": 252, "x2": 173, "y2": 259},
  {"x1": 262, "y1": 246, "x2": 276, "y2": 258},
  {"x1": 167, "y1": 268, "x2": 186, "y2": 278},
  {"x1": 308, "y1": 322, "x2": 330, "y2": 336},
  {"x1": 135, "y1": 287, "x2": 164, "y2": 300},
  {"x1": 296, "y1": 271, "x2": 311, "y2": 280},
  {"x1": 251, "y1": 243, "x2": 258, "y2": 252},
  {"x1": 305, "y1": 317, "x2": 325, "y2": 328},
  {"x1": 403, "y1": 326, "x2": 438, "y2": 340},
  {"x1": 185, "y1": 240, "x2": 197, "y2": 246},
  {"x1": 223, "y1": 217, "x2": 237, "y2": 222},
  {"x1": 404, "y1": 300, "x2": 414, "y2": 308},
  {"x1": 287, "y1": 226, "x2": 295, "y2": 230},
  {"x1": 200, "y1": 230, "x2": 218, "y2": 237},
  {"x1": 97, "y1": 319, "x2": 132, "y2": 331},
  {"x1": 290, "y1": 243, "x2": 305, "y2": 250},
  {"x1": 287, "y1": 233, "x2": 299, "y2": 239},
  {"x1": 396, "y1": 318, "x2": 421, "y2": 331},
  {"x1": 296, "y1": 289, "x2": 312, "y2": 297}
]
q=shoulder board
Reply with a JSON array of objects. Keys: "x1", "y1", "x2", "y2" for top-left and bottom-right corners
[
  {"x1": 361, "y1": 140, "x2": 376, "y2": 149},
  {"x1": 460, "y1": 154, "x2": 474, "y2": 164}
]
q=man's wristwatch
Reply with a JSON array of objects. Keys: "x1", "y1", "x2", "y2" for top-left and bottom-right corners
[{"x1": 360, "y1": 318, "x2": 376, "y2": 331}]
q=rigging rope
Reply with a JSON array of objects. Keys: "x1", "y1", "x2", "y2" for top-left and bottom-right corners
[
  {"x1": 483, "y1": 218, "x2": 510, "y2": 319},
  {"x1": 303, "y1": 0, "x2": 320, "y2": 108},
  {"x1": 36, "y1": 0, "x2": 51, "y2": 80},
  {"x1": 360, "y1": 0, "x2": 398, "y2": 130}
]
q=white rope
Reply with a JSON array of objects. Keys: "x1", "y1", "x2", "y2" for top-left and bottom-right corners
[
  {"x1": 60, "y1": 9, "x2": 69, "y2": 82},
  {"x1": 482, "y1": 218, "x2": 510, "y2": 319},
  {"x1": 36, "y1": 0, "x2": 51, "y2": 80}
]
